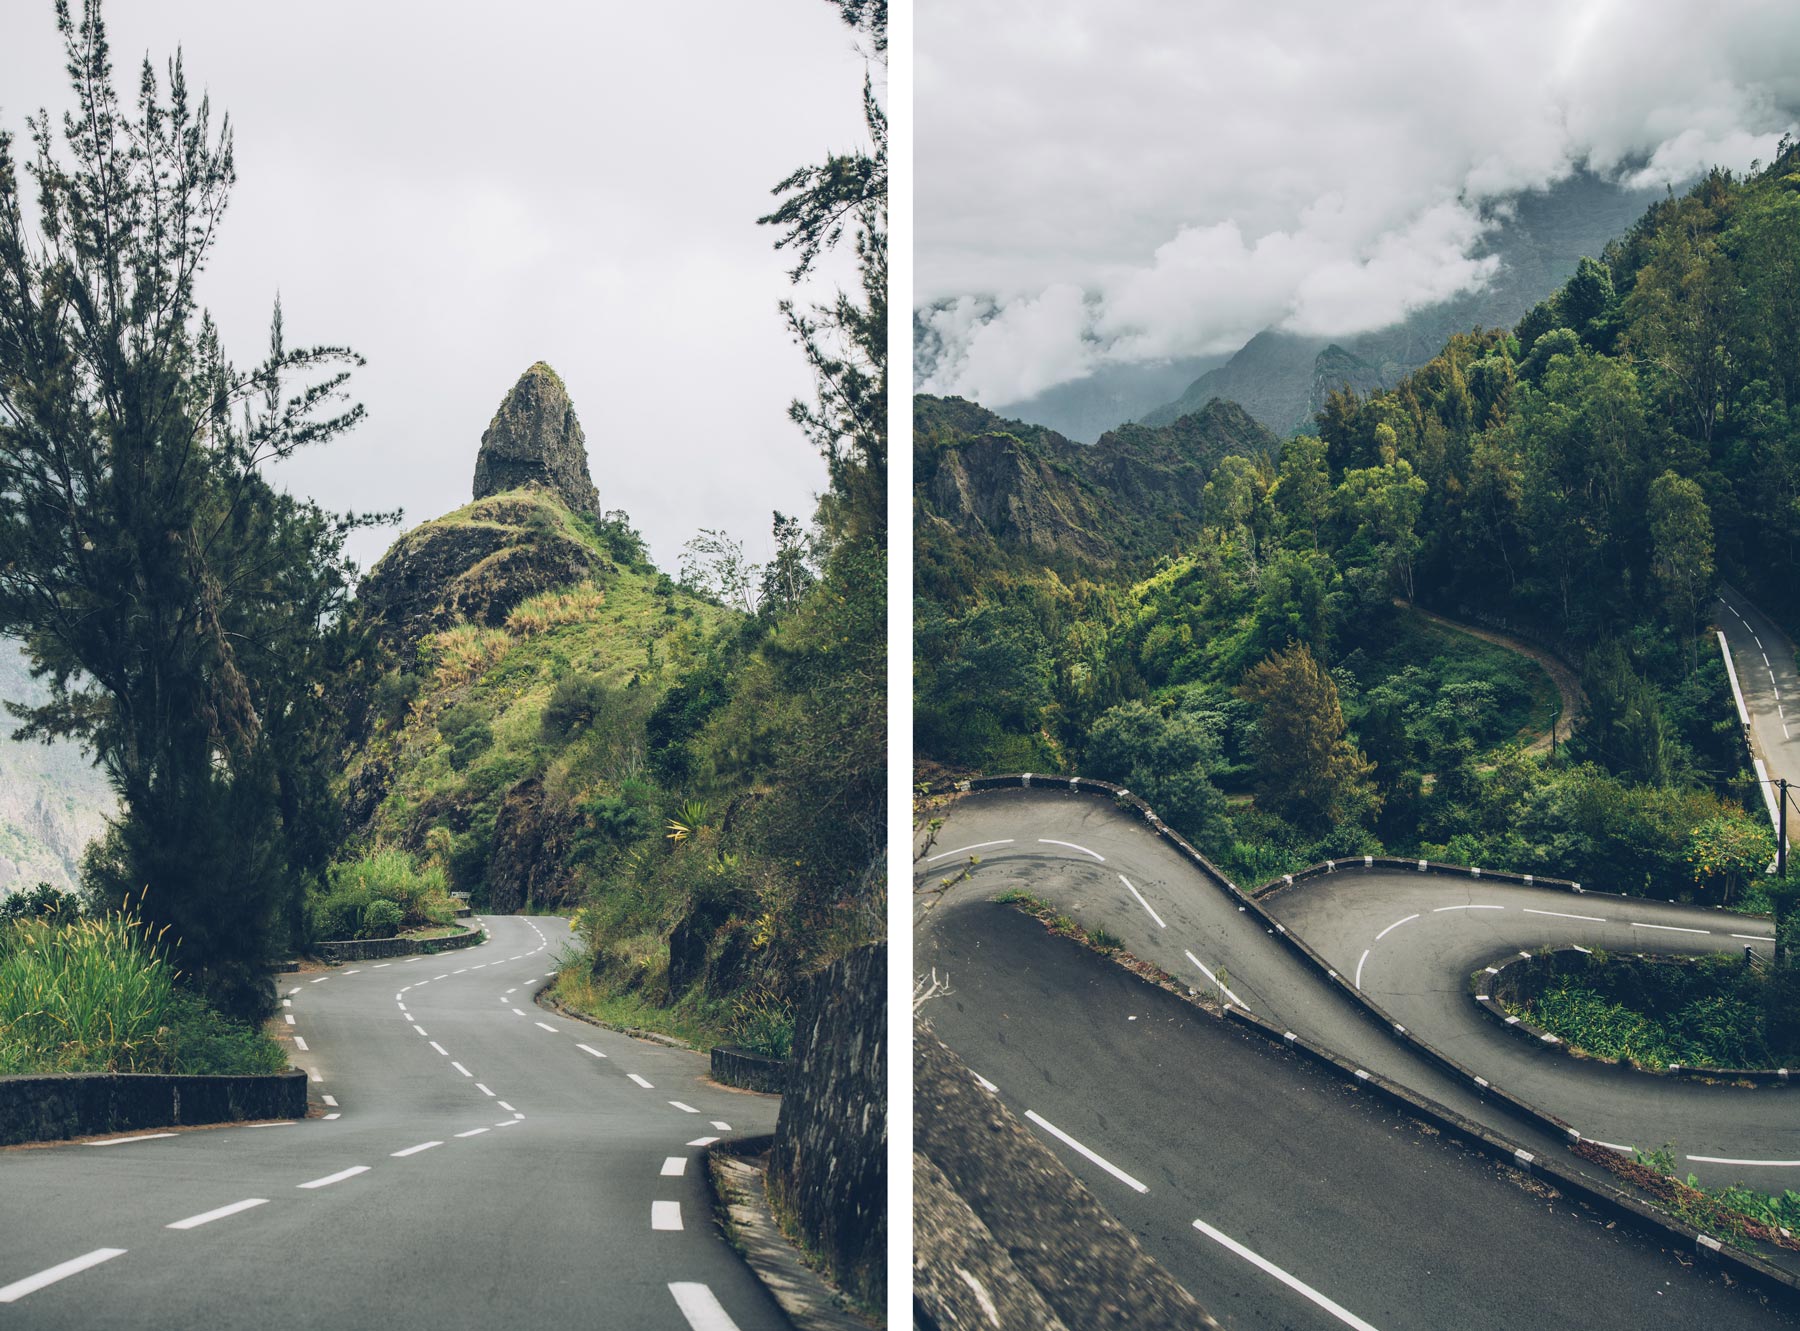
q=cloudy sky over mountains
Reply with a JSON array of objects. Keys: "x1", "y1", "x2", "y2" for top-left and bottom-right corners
[
  {"x1": 1, "y1": 1, "x2": 869, "y2": 571},
  {"x1": 918, "y1": 0, "x2": 1800, "y2": 406}
]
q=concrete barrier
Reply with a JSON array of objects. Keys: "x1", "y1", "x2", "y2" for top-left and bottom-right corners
[{"x1": 0, "y1": 1070, "x2": 309, "y2": 1146}]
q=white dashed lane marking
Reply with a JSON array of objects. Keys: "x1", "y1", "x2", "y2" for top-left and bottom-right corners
[
  {"x1": 297, "y1": 1166, "x2": 369, "y2": 1190},
  {"x1": 629, "y1": 1074, "x2": 654, "y2": 1089},
  {"x1": 391, "y1": 1142, "x2": 441, "y2": 1158},
  {"x1": 669, "y1": 1283, "x2": 742, "y2": 1331},
  {"x1": 651, "y1": 1201, "x2": 683, "y2": 1231},
  {"x1": 1025, "y1": 1110, "x2": 1148, "y2": 1194},
  {"x1": 1120, "y1": 874, "x2": 1166, "y2": 928},
  {"x1": 661, "y1": 1157, "x2": 687, "y2": 1176},
  {"x1": 0, "y1": 1249, "x2": 129, "y2": 1303},
  {"x1": 167, "y1": 1198, "x2": 267, "y2": 1230}
]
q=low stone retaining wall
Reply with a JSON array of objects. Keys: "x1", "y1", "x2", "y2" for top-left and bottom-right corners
[
  {"x1": 0, "y1": 1070, "x2": 309, "y2": 1147},
  {"x1": 314, "y1": 920, "x2": 485, "y2": 964},
  {"x1": 710, "y1": 1045, "x2": 788, "y2": 1094},
  {"x1": 1474, "y1": 947, "x2": 1794, "y2": 1084}
]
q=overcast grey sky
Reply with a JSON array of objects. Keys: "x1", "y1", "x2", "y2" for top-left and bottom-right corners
[
  {"x1": 1, "y1": 0, "x2": 868, "y2": 573},
  {"x1": 917, "y1": 0, "x2": 1800, "y2": 406}
]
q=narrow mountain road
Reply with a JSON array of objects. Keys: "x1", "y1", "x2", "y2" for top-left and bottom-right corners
[
  {"x1": 1400, "y1": 601, "x2": 1583, "y2": 753},
  {"x1": 916, "y1": 790, "x2": 1793, "y2": 1328},
  {"x1": 0, "y1": 915, "x2": 784, "y2": 1330},
  {"x1": 1718, "y1": 586, "x2": 1800, "y2": 844}
]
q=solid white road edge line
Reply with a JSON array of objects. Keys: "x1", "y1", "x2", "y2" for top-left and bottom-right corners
[
  {"x1": 669, "y1": 1282, "x2": 741, "y2": 1331},
  {"x1": 1355, "y1": 948, "x2": 1371, "y2": 990},
  {"x1": 1023, "y1": 1110, "x2": 1148, "y2": 1193},
  {"x1": 651, "y1": 1201, "x2": 683, "y2": 1231},
  {"x1": 1120, "y1": 874, "x2": 1166, "y2": 928},
  {"x1": 297, "y1": 1165, "x2": 369, "y2": 1190},
  {"x1": 167, "y1": 1198, "x2": 268, "y2": 1230},
  {"x1": 85, "y1": 1132, "x2": 176, "y2": 1146},
  {"x1": 0, "y1": 1248, "x2": 129, "y2": 1303},
  {"x1": 1191, "y1": 1216, "x2": 1382, "y2": 1331}
]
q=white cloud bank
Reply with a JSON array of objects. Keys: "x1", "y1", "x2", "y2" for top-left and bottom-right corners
[{"x1": 918, "y1": 0, "x2": 1800, "y2": 404}]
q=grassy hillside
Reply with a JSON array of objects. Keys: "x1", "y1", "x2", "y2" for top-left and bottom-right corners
[{"x1": 334, "y1": 485, "x2": 882, "y2": 1050}]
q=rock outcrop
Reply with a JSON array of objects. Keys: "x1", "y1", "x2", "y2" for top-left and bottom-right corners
[
  {"x1": 471, "y1": 362, "x2": 600, "y2": 517},
  {"x1": 355, "y1": 493, "x2": 604, "y2": 656}
]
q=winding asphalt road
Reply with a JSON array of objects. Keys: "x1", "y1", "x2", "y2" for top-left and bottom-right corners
[
  {"x1": 915, "y1": 792, "x2": 1794, "y2": 1329},
  {"x1": 0, "y1": 915, "x2": 783, "y2": 1329}
]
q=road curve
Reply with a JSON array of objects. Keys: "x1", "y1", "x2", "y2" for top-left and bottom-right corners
[
  {"x1": 918, "y1": 895, "x2": 1796, "y2": 1331},
  {"x1": 916, "y1": 788, "x2": 1795, "y2": 1324},
  {"x1": 0, "y1": 915, "x2": 784, "y2": 1330}
]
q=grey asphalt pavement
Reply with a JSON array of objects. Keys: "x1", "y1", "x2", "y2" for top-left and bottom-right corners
[{"x1": 0, "y1": 915, "x2": 784, "y2": 1330}]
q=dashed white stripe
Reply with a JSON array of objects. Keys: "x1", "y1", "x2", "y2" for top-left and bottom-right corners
[
  {"x1": 1024, "y1": 1110, "x2": 1148, "y2": 1193},
  {"x1": 1184, "y1": 949, "x2": 1248, "y2": 1009},
  {"x1": 651, "y1": 1201, "x2": 683, "y2": 1231},
  {"x1": 1038, "y1": 838, "x2": 1105, "y2": 861},
  {"x1": 451, "y1": 1062, "x2": 472, "y2": 1077},
  {"x1": 297, "y1": 1165, "x2": 369, "y2": 1190},
  {"x1": 1632, "y1": 922, "x2": 1709, "y2": 935},
  {"x1": 577, "y1": 1043, "x2": 608, "y2": 1059},
  {"x1": 534, "y1": 1021, "x2": 559, "y2": 1033},
  {"x1": 1191, "y1": 1217, "x2": 1380, "y2": 1331},
  {"x1": 669, "y1": 1282, "x2": 741, "y2": 1331},
  {"x1": 662, "y1": 1157, "x2": 687, "y2": 1176},
  {"x1": 1120, "y1": 874, "x2": 1166, "y2": 928},
  {"x1": 293, "y1": 1036, "x2": 309, "y2": 1051},
  {"x1": 1523, "y1": 908, "x2": 1605, "y2": 922},
  {"x1": 924, "y1": 839, "x2": 1016, "y2": 862},
  {"x1": 429, "y1": 1041, "x2": 448, "y2": 1055},
  {"x1": 629, "y1": 1074, "x2": 654, "y2": 1089},
  {"x1": 455, "y1": 1127, "x2": 489, "y2": 1138},
  {"x1": 391, "y1": 1141, "x2": 442, "y2": 1158},
  {"x1": 167, "y1": 1198, "x2": 266, "y2": 1230},
  {"x1": 0, "y1": 1248, "x2": 128, "y2": 1303},
  {"x1": 1374, "y1": 913, "x2": 1419, "y2": 941},
  {"x1": 670, "y1": 1101, "x2": 699, "y2": 1113}
]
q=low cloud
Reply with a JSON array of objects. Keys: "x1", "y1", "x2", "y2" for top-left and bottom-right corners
[{"x1": 919, "y1": 0, "x2": 1800, "y2": 404}]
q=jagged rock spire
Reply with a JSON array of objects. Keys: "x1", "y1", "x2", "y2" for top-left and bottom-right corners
[{"x1": 471, "y1": 362, "x2": 600, "y2": 515}]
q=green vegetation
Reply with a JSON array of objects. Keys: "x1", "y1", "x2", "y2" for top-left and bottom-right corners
[
  {"x1": 0, "y1": 3, "x2": 379, "y2": 1018},
  {"x1": 1578, "y1": 1140, "x2": 1800, "y2": 1255},
  {"x1": 308, "y1": 848, "x2": 456, "y2": 942},
  {"x1": 915, "y1": 144, "x2": 1800, "y2": 927},
  {"x1": 0, "y1": 903, "x2": 286, "y2": 1075},
  {"x1": 1507, "y1": 951, "x2": 1794, "y2": 1070}
]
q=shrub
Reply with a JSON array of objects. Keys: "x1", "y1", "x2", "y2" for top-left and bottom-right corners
[
  {"x1": 543, "y1": 674, "x2": 610, "y2": 742},
  {"x1": 360, "y1": 898, "x2": 403, "y2": 939}
]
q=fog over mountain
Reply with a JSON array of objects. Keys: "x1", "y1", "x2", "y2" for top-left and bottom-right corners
[{"x1": 917, "y1": 1, "x2": 1800, "y2": 409}]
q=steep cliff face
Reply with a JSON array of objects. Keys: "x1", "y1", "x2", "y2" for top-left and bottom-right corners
[
  {"x1": 356, "y1": 494, "x2": 607, "y2": 656},
  {"x1": 470, "y1": 362, "x2": 601, "y2": 517},
  {"x1": 0, "y1": 641, "x2": 116, "y2": 896},
  {"x1": 916, "y1": 393, "x2": 1280, "y2": 572}
]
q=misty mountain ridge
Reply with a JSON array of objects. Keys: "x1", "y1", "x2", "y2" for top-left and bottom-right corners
[
  {"x1": 936, "y1": 169, "x2": 1672, "y2": 442},
  {"x1": 0, "y1": 641, "x2": 116, "y2": 895}
]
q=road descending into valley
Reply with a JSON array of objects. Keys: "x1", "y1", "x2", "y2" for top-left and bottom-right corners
[
  {"x1": 916, "y1": 792, "x2": 1795, "y2": 1331},
  {"x1": 0, "y1": 915, "x2": 784, "y2": 1331}
]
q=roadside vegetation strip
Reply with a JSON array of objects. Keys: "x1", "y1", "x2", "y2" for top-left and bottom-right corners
[{"x1": 1573, "y1": 1139, "x2": 1800, "y2": 1255}]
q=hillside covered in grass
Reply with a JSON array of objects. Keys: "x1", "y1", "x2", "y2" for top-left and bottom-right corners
[{"x1": 326, "y1": 363, "x2": 882, "y2": 1050}]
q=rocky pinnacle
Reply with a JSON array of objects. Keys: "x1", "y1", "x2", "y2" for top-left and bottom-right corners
[{"x1": 471, "y1": 362, "x2": 600, "y2": 516}]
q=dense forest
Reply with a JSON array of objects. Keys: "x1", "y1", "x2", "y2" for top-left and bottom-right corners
[{"x1": 918, "y1": 141, "x2": 1800, "y2": 927}]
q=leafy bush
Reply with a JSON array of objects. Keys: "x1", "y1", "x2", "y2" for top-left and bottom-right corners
[
  {"x1": 0, "y1": 881, "x2": 84, "y2": 924},
  {"x1": 310, "y1": 848, "x2": 455, "y2": 942},
  {"x1": 543, "y1": 674, "x2": 610, "y2": 742},
  {"x1": 360, "y1": 898, "x2": 403, "y2": 939},
  {"x1": 438, "y1": 703, "x2": 493, "y2": 771}
]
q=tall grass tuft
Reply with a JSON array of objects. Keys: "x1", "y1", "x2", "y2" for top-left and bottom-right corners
[
  {"x1": 506, "y1": 583, "x2": 606, "y2": 636},
  {"x1": 0, "y1": 902, "x2": 285, "y2": 1076},
  {"x1": 430, "y1": 624, "x2": 511, "y2": 688}
]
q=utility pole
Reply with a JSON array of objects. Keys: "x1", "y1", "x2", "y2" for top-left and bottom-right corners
[{"x1": 1781, "y1": 778, "x2": 1789, "y2": 880}]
